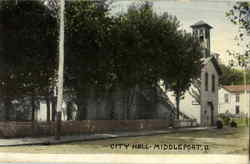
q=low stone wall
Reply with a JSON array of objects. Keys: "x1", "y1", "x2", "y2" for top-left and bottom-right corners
[
  {"x1": 173, "y1": 119, "x2": 198, "y2": 128},
  {"x1": 0, "y1": 120, "x2": 171, "y2": 138}
]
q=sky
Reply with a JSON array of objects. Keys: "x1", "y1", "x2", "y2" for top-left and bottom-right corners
[{"x1": 111, "y1": 0, "x2": 242, "y2": 65}]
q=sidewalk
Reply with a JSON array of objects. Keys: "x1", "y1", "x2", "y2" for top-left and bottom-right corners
[{"x1": 0, "y1": 127, "x2": 212, "y2": 146}]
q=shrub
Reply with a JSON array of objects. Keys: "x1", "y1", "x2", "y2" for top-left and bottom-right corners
[
  {"x1": 216, "y1": 120, "x2": 223, "y2": 129},
  {"x1": 218, "y1": 113, "x2": 231, "y2": 125},
  {"x1": 230, "y1": 121, "x2": 237, "y2": 128}
]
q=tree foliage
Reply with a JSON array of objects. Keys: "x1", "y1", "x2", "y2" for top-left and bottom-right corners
[
  {"x1": 0, "y1": 0, "x2": 58, "y2": 120},
  {"x1": 65, "y1": 1, "x2": 203, "y2": 120},
  {"x1": 165, "y1": 31, "x2": 203, "y2": 119},
  {"x1": 64, "y1": 0, "x2": 113, "y2": 119},
  {"x1": 219, "y1": 64, "x2": 250, "y2": 85},
  {"x1": 226, "y1": 2, "x2": 250, "y2": 34},
  {"x1": 110, "y1": 2, "x2": 181, "y2": 88},
  {"x1": 226, "y1": 2, "x2": 250, "y2": 68},
  {"x1": 0, "y1": 0, "x2": 203, "y2": 121}
]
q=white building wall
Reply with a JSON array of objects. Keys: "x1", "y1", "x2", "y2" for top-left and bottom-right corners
[
  {"x1": 167, "y1": 90, "x2": 201, "y2": 123},
  {"x1": 36, "y1": 100, "x2": 68, "y2": 121},
  {"x1": 218, "y1": 88, "x2": 235, "y2": 114},
  {"x1": 219, "y1": 88, "x2": 250, "y2": 116},
  {"x1": 36, "y1": 100, "x2": 48, "y2": 121},
  {"x1": 240, "y1": 92, "x2": 250, "y2": 115}
]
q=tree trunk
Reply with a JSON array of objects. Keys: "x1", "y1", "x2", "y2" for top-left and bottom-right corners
[
  {"x1": 30, "y1": 92, "x2": 37, "y2": 136},
  {"x1": 46, "y1": 96, "x2": 51, "y2": 122},
  {"x1": 75, "y1": 86, "x2": 89, "y2": 120},
  {"x1": 3, "y1": 98, "x2": 11, "y2": 121},
  {"x1": 76, "y1": 98, "x2": 87, "y2": 120},
  {"x1": 55, "y1": 111, "x2": 61, "y2": 140},
  {"x1": 52, "y1": 97, "x2": 56, "y2": 121},
  {"x1": 175, "y1": 93, "x2": 180, "y2": 120},
  {"x1": 31, "y1": 94, "x2": 36, "y2": 121},
  {"x1": 124, "y1": 88, "x2": 136, "y2": 120},
  {"x1": 76, "y1": 91, "x2": 87, "y2": 121},
  {"x1": 66, "y1": 102, "x2": 72, "y2": 120},
  {"x1": 126, "y1": 91, "x2": 131, "y2": 120},
  {"x1": 122, "y1": 89, "x2": 127, "y2": 120}
]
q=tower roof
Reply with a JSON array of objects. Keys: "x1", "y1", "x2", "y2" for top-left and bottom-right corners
[{"x1": 190, "y1": 20, "x2": 213, "y2": 29}]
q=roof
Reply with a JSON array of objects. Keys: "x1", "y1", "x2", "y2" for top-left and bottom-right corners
[
  {"x1": 190, "y1": 20, "x2": 213, "y2": 29},
  {"x1": 222, "y1": 85, "x2": 250, "y2": 93},
  {"x1": 203, "y1": 56, "x2": 222, "y2": 76},
  {"x1": 211, "y1": 56, "x2": 222, "y2": 75}
]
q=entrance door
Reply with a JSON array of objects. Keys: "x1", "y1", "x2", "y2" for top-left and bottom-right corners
[{"x1": 208, "y1": 102, "x2": 214, "y2": 126}]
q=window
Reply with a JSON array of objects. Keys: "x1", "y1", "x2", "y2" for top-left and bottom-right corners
[
  {"x1": 236, "y1": 95, "x2": 240, "y2": 103},
  {"x1": 200, "y1": 35, "x2": 204, "y2": 42},
  {"x1": 235, "y1": 106, "x2": 240, "y2": 114},
  {"x1": 205, "y1": 29, "x2": 209, "y2": 39},
  {"x1": 205, "y1": 72, "x2": 208, "y2": 91},
  {"x1": 199, "y1": 29, "x2": 204, "y2": 42},
  {"x1": 224, "y1": 94, "x2": 229, "y2": 103},
  {"x1": 193, "y1": 29, "x2": 198, "y2": 37},
  {"x1": 212, "y1": 74, "x2": 215, "y2": 92}
]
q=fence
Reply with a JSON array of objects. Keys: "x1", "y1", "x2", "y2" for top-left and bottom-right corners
[{"x1": 0, "y1": 120, "x2": 172, "y2": 138}]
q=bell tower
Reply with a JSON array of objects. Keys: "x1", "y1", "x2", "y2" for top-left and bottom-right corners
[{"x1": 191, "y1": 21, "x2": 213, "y2": 58}]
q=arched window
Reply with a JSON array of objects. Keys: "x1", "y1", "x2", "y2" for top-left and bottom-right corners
[
  {"x1": 205, "y1": 29, "x2": 209, "y2": 39},
  {"x1": 212, "y1": 74, "x2": 215, "y2": 92},
  {"x1": 205, "y1": 72, "x2": 208, "y2": 91}
]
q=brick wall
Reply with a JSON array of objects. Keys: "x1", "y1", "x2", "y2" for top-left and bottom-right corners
[{"x1": 0, "y1": 120, "x2": 171, "y2": 138}]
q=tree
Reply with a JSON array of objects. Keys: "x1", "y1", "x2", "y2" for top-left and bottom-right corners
[
  {"x1": 106, "y1": 2, "x2": 181, "y2": 119},
  {"x1": 226, "y1": 2, "x2": 250, "y2": 68},
  {"x1": 165, "y1": 32, "x2": 203, "y2": 119},
  {"x1": 64, "y1": 0, "x2": 112, "y2": 120},
  {"x1": 110, "y1": 2, "x2": 180, "y2": 86},
  {"x1": 219, "y1": 64, "x2": 242, "y2": 85},
  {"x1": 219, "y1": 64, "x2": 250, "y2": 85},
  {"x1": 108, "y1": 2, "x2": 203, "y2": 119},
  {"x1": 188, "y1": 79, "x2": 201, "y2": 105},
  {"x1": 0, "y1": 0, "x2": 58, "y2": 121},
  {"x1": 226, "y1": 2, "x2": 250, "y2": 34},
  {"x1": 64, "y1": 1, "x2": 203, "y2": 120}
]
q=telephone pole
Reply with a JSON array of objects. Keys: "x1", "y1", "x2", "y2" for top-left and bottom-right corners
[{"x1": 55, "y1": 0, "x2": 65, "y2": 140}]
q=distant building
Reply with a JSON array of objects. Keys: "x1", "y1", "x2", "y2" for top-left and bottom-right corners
[
  {"x1": 219, "y1": 85, "x2": 250, "y2": 117},
  {"x1": 167, "y1": 21, "x2": 222, "y2": 126}
]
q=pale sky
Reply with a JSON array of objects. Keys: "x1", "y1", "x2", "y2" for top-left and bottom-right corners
[{"x1": 111, "y1": 0, "x2": 242, "y2": 65}]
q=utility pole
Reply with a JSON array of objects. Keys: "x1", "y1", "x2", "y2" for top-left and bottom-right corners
[
  {"x1": 243, "y1": 65, "x2": 248, "y2": 120},
  {"x1": 55, "y1": 0, "x2": 65, "y2": 140}
]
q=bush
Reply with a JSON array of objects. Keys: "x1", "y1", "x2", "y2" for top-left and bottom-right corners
[
  {"x1": 218, "y1": 113, "x2": 231, "y2": 125},
  {"x1": 216, "y1": 120, "x2": 223, "y2": 129},
  {"x1": 230, "y1": 121, "x2": 237, "y2": 128}
]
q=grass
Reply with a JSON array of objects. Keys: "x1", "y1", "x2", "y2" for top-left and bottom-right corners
[
  {"x1": 233, "y1": 118, "x2": 249, "y2": 127},
  {"x1": 0, "y1": 126, "x2": 248, "y2": 154}
]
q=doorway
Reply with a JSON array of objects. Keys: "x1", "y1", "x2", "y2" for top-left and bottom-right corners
[{"x1": 208, "y1": 102, "x2": 214, "y2": 126}]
